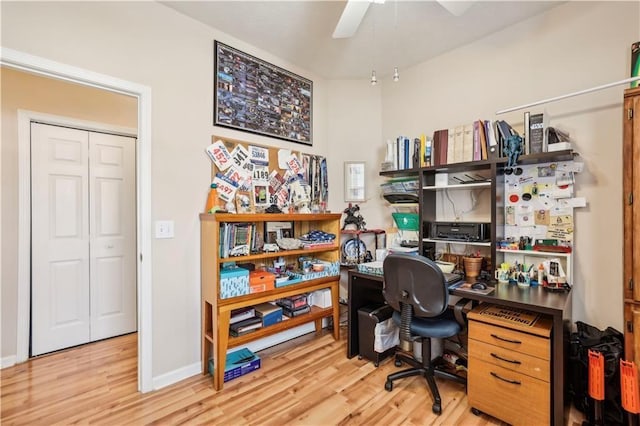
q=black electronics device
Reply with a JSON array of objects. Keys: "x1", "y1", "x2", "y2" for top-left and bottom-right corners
[{"x1": 427, "y1": 222, "x2": 490, "y2": 242}]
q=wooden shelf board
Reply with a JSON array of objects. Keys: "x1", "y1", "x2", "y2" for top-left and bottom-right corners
[
  {"x1": 227, "y1": 306, "x2": 332, "y2": 348},
  {"x1": 423, "y1": 239, "x2": 491, "y2": 246},
  {"x1": 340, "y1": 229, "x2": 385, "y2": 235},
  {"x1": 497, "y1": 248, "x2": 571, "y2": 258},
  {"x1": 217, "y1": 276, "x2": 338, "y2": 309},
  {"x1": 378, "y1": 150, "x2": 575, "y2": 176},
  {"x1": 423, "y1": 182, "x2": 491, "y2": 190},
  {"x1": 200, "y1": 212, "x2": 342, "y2": 222},
  {"x1": 219, "y1": 245, "x2": 339, "y2": 263}
]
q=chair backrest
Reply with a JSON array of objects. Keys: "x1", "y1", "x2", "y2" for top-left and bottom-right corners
[{"x1": 382, "y1": 253, "x2": 449, "y2": 318}]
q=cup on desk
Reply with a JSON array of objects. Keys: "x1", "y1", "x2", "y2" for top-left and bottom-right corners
[
  {"x1": 376, "y1": 249, "x2": 388, "y2": 262},
  {"x1": 495, "y1": 268, "x2": 510, "y2": 284}
]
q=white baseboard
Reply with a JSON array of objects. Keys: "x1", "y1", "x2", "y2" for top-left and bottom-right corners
[
  {"x1": 2, "y1": 355, "x2": 17, "y2": 369},
  {"x1": 152, "y1": 361, "x2": 201, "y2": 390},
  {"x1": 152, "y1": 323, "x2": 319, "y2": 390}
]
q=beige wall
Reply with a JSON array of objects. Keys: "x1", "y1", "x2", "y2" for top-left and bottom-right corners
[
  {"x1": 1, "y1": 1, "x2": 330, "y2": 377},
  {"x1": 377, "y1": 0, "x2": 640, "y2": 331},
  {"x1": 1, "y1": 67, "x2": 138, "y2": 359}
]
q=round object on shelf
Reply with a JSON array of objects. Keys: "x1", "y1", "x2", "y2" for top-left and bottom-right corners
[
  {"x1": 435, "y1": 261, "x2": 455, "y2": 273},
  {"x1": 341, "y1": 238, "x2": 367, "y2": 265}
]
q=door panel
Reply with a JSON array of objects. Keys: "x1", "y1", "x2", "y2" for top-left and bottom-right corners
[
  {"x1": 89, "y1": 132, "x2": 137, "y2": 340},
  {"x1": 32, "y1": 123, "x2": 90, "y2": 356},
  {"x1": 31, "y1": 123, "x2": 137, "y2": 355}
]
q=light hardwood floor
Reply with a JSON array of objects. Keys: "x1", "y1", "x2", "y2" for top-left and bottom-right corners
[{"x1": 1, "y1": 322, "x2": 584, "y2": 425}]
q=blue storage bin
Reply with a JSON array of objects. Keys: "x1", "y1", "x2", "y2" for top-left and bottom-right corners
[{"x1": 220, "y1": 266, "x2": 250, "y2": 299}]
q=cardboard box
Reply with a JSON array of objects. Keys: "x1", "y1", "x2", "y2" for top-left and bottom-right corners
[
  {"x1": 309, "y1": 288, "x2": 332, "y2": 308},
  {"x1": 249, "y1": 271, "x2": 275, "y2": 293},
  {"x1": 253, "y1": 302, "x2": 283, "y2": 326},
  {"x1": 220, "y1": 266, "x2": 250, "y2": 299},
  {"x1": 208, "y1": 348, "x2": 261, "y2": 383}
]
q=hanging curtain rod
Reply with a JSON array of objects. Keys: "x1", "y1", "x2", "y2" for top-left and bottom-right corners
[{"x1": 495, "y1": 76, "x2": 640, "y2": 115}]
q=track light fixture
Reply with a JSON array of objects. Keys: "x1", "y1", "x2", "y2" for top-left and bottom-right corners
[
  {"x1": 393, "y1": 67, "x2": 399, "y2": 82},
  {"x1": 370, "y1": 70, "x2": 378, "y2": 86}
]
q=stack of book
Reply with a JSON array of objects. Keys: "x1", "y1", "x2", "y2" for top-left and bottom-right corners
[
  {"x1": 430, "y1": 120, "x2": 499, "y2": 166},
  {"x1": 276, "y1": 294, "x2": 311, "y2": 317},
  {"x1": 229, "y1": 306, "x2": 262, "y2": 337}
]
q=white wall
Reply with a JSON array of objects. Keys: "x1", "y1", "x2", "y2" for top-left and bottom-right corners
[
  {"x1": 1, "y1": 1, "x2": 329, "y2": 379},
  {"x1": 326, "y1": 80, "x2": 384, "y2": 298},
  {"x1": 376, "y1": 1, "x2": 640, "y2": 331}
]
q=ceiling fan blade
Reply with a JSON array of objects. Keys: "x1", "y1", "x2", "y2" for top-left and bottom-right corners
[
  {"x1": 437, "y1": 1, "x2": 475, "y2": 17},
  {"x1": 332, "y1": 0, "x2": 371, "y2": 39}
]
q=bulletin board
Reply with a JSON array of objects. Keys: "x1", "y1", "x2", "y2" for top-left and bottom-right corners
[
  {"x1": 205, "y1": 135, "x2": 328, "y2": 212},
  {"x1": 503, "y1": 159, "x2": 584, "y2": 246}
]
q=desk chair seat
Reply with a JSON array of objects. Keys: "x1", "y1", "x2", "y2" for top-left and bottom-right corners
[{"x1": 382, "y1": 253, "x2": 467, "y2": 415}]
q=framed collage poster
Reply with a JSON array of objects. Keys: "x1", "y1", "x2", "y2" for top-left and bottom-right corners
[{"x1": 214, "y1": 41, "x2": 313, "y2": 146}]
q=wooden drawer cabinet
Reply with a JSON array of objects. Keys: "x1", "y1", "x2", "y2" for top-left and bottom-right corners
[
  {"x1": 468, "y1": 304, "x2": 552, "y2": 426},
  {"x1": 468, "y1": 338, "x2": 549, "y2": 382},
  {"x1": 470, "y1": 319, "x2": 551, "y2": 360},
  {"x1": 469, "y1": 358, "x2": 549, "y2": 425}
]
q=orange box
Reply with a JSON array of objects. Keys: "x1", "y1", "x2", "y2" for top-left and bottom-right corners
[{"x1": 249, "y1": 271, "x2": 275, "y2": 293}]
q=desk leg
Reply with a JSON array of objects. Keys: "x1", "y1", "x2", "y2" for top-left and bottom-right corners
[
  {"x1": 332, "y1": 281, "x2": 340, "y2": 340},
  {"x1": 347, "y1": 275, "x2": 358, "y2": 358},
  {"x1": 552, "y1": 313, "x2": 564, "y2": 426},
  {"x1": 347, "y1": 274, "x2": 386, "y2": 359}
]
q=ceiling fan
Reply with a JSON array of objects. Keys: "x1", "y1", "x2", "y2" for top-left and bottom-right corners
[{"x1": 332, "y1": 0, "x2": 476, "y2": 39}]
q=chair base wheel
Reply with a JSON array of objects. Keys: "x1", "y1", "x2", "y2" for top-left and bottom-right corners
[
  {"x1": 394, "y1": 359, "x2": 402, "y2": 367},
  {"x1": 471, "y1": 408, "x2": 482, "y2": 416},
  {"x1": 432, "y1": 403, "x2": 442, "y2": 415},
  {"x1": 385, "y1": 380, "x2": 393, "y2": 391}
]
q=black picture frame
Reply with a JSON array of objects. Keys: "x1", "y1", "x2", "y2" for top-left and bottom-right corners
[{"x1": 214, "y1": 41, "x2": 313, "y2": 146}]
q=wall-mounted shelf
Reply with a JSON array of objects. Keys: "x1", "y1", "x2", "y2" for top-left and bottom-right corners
[
  {"x1": 497, "y1": 248, "x2": 571, "y2": 258},
  {"x1": 423, "y1": 182, "x2": 491, "y2": 190},
  {"x1": 424, "y1": 238, "x2": 491, "y2": 247}
]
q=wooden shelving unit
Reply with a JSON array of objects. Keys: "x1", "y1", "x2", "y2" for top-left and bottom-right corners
[{"x1": 200, "y1": 212, "x2": 342, "y2": 391}]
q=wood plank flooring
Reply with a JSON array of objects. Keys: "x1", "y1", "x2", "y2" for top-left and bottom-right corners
[{"x1": 1, "y1": 322, "x2": 585, "y2": 425}]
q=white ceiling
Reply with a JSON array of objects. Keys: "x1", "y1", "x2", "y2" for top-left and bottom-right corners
[{"x1": 162, "y1": 1, "x2": 564, "y2": 80}]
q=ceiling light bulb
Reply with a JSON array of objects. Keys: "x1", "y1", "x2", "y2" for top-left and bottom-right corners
[
  {"x1": 370, "y1": 70, "x2": 378, "y2": 86},
  {"x1": 393, "y1": 67, "x2": 399, "y2": 82}
]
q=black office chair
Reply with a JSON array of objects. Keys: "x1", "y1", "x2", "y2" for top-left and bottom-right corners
[{"x1": 382, "y1": 253, "x2": 467, "y2": 415}]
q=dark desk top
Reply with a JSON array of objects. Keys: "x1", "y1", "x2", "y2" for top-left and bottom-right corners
[{"x1": 348, "y1": 270, "x2": 572, "y2": 316}]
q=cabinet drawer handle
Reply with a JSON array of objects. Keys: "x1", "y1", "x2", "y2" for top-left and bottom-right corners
[
  {"x1": 490, "y1": 352, "x2": 522, "y2": 365},
  {"x1": 490, "y1": 371, "x2": 521, "y2": 385},
  {"x1": 490, "y1": 333, "x2": 522, "y2": 344}
]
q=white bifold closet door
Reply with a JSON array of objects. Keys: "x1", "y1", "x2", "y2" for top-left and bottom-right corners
[{"x1": 31, "y1": 123, "x2": 136, "y2": 356}]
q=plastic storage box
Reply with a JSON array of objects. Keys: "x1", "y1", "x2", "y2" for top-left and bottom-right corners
[
  {"x1": 392, "y1": 213, "x2": 420, "y2": 231},
  {"x1": 219, "y1": 266, "x2": 250, "y2": 299}
]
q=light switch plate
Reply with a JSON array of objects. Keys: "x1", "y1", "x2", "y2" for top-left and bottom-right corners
[{"x1": 155, "y1": 220, "x2": 174, "y2": 239}]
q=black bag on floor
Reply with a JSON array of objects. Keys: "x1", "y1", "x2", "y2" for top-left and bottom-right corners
[{"x1": 568, "y1": 321, "x2": 625, "y2": 425}]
